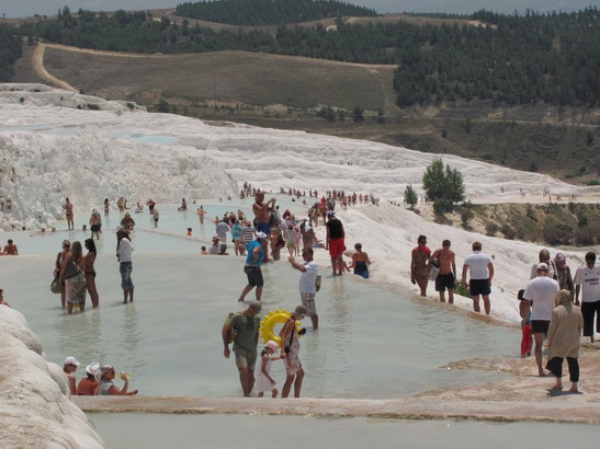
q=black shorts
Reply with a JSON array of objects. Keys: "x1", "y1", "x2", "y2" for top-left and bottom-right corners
[
  {"x1": 531, "y1": 320, "x2": 550, "y2": 334},
  {"x1": 435, "y1": 273, "x2": 455, "y2": 292},
  {"x1": 244, "y1": 265, "x2": 264, "y2": 288},
  {"x1": 469, "y1": 279, "x2": 491, "y2": 297},
  {"x1": 90, "y1": 224, "x2": 101, "y2": 232}
]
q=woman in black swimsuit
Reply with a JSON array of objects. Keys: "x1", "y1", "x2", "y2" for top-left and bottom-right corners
[{"x1": 350, "y1": 243, "x2": 372, "y2": 279}]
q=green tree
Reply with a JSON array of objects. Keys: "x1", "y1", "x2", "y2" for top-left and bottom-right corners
[
  {"x1": 157, "y1": 99, "x2": 170, "y2": 112},
  {"x1": 404, "y1": 184, "x2": 418, "y2": 209},
  {"x1": 422, "y1": 158, "x2": 466, "y2": 214},
  {"x1": 352, "y1": 105, "x2": 364, "y2": 123}
]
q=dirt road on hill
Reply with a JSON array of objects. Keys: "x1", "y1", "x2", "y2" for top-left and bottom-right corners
[{"x1": 31, "y1": 44, "x2": 78, "y2": 92}]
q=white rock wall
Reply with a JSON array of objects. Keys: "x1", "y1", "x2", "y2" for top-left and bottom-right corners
[{"x1": 0, "y1": 306, "x2": 104, "y2": 449}]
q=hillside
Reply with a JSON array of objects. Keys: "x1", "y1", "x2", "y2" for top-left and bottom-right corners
[
  {"x1": 437, "y1": 202, "x2": 600, "y2": 247},
  {"x1": 12, "y1": 43, "x2": 397, "y2": 111},
  {"x1": 10, "y1": 42, "x2": 600, "y2": 185},
  {"x1": 10, "y1": 6, "x2": 600, "y2": 109},
  {"x1": 5, "y1": 5, "x2": 600, "y2": 184}
]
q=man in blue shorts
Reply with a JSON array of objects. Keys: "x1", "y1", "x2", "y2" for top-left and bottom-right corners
[
  {"x1": 461, "y1": 241, "x2": 494, "y2": 314},
  {"x1": 253, "y1": 191, "x2": 276, "y2": 262},
  {"x1": 237, "y1": 232, "x2": 267, "y2": 302}
]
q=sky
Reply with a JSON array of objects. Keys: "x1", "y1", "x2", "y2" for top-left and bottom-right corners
[{"x1": 1, "y1": 0, "x2": 599, "y2": 18}]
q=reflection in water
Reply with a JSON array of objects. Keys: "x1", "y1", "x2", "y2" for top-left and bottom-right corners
[
  {"x1": 321, "y1": 277, "x2": 353, "y2": 396},
  {"x1": 330, "y1": 276, "x2": 351, "y2": 330},
  {"x1": 302, "y1": 327, "x2": 325, "y2": 396},
  {"x1": 123, "y1": 304, "x2": 141, "y2": 351},
  {"x1": 54, "y1": 308, "x2": 106, "y2": 364}
]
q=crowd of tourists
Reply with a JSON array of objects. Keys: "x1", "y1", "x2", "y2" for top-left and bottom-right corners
[
  {"x1": 3, "y1": 189, "x2": 597, "y2": 398},
  {"x1": 412, "y1": 234, "x2": 599, "y2": 392}
]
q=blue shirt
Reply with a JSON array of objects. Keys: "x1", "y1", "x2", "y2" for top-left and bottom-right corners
[
  {"x1": 231, "y1": 223, "x2": 242, "y2": 240},
  {"x1": 246, "y1": 240, "x2": 264, "y2": 266}
]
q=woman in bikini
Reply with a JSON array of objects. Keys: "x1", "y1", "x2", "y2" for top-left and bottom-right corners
[
  {"x1": 84, "y1": 238, "x2": 99, "y2": 308},
  {"x1": 350, "y1": 243, "x2": 372, "y2": 279}
]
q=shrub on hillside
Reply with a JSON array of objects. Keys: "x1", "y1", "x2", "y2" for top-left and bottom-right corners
[
  {"x1": 500, "y1": 224, "x2": 515, "y2": 240},
  {"x1": 543, "y1": 222, "x2": 572, "y2": 245},
  {"x1": 575, "y1": 228, "x2": 594, "y2": 245},
  {"x1": 460, "y1": 207, "x2": 474, "y2": 228},
  {"x1": 485, "y1": 222, "x2": 499, "y2": 236},
  {"x1": 404, "y1": 184, "x2": 418, "y2": 209},
  {"x1": 454, "y1": 280, "x2": 470, "y2": 297}
]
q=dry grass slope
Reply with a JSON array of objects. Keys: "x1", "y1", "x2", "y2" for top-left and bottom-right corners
[{"x1": 34, "y1": 45, "x2": 396, "y2": 111}]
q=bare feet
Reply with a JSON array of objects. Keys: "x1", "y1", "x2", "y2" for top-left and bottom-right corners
[{"x1": 550, "y1": 384, "x2": 563, "y2": 390}]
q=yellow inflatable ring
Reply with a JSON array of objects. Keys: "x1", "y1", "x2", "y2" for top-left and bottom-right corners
[{"x1": 259, "y1": 309, "x2": 303, "y2": 346}]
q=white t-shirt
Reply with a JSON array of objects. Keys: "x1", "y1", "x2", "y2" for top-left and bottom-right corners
[
  {"x1": 464, "y1": 252, "x2": 493, "y2": 280},
  {"x1": 529, "y1": 261, "x2": 556, "y2": 281},
  {"x1": 117, "y1": 238, "x2": 133, "y2": 263},
  {"x1": 299, "y1": 260, "x2": 318, "y2": 294},
  {"x1": 574, "y1": 264, "x2": 600, "y2": 303},
  {"x1": 523, "y1": 276, "x2": 559, "y2": 321}
]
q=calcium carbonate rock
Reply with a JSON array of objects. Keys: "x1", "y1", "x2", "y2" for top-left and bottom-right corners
[{"x1": 0, "y1": 306, "x2": 104, "y2": 449}]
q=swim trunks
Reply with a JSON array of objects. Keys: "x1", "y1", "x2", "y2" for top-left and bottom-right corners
[
  {"x1": 469, "y1": 278, "x2": 490, "y2": 296},
  {"x1": 328, "y1": 237, "x2": 346, "y2": 257},
  {"x1": 244, "y1": 265, "x2": 264, "y2": 287},
  {"x1": 435, "y1": 273, "x2": 455, "y2": 292}
]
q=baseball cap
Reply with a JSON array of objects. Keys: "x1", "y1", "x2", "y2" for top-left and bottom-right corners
[
  {"x1": 294, "y1": 305, "x2": 308, "y2": 316},
  {"x1": 64, "y1": 356, "x2": 80, "y2": 367},
  {"x1": 249, "y1": 300, "x2": 262, "y2": 313},
  {"x1": 537, "y1": 262, "x2": 549, "y2": 271},
  {"x1": 256, "y1": 231, "x2": 267, "y2": 240},
  {"x1": 327, "y1": 211, "x2": 335, "y2": 217}
]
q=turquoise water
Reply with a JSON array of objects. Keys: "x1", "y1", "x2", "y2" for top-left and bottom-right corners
[
  {"x1": 90, "y1": 414, "x2": 600, "y2": 449},
  {"x1": 1, "y1": 204, "x2": 518, "y2": 398},
  {"x1": 0, "y1": 126, "x2": 177, "y2": 143},
  {"x1": 127, "y1": 133, "x2": 178, "y2": 144}
]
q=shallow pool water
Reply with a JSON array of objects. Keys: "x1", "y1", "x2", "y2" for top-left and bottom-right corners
[
  {"x1": 89, "y1": 413, "x2": 600, "y2": 449},
  {"x1": 1, "y1": 204, "x2": 518, "y2": 398}
]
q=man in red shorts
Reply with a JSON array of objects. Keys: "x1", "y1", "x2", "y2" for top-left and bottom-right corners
[{"x1": 325, "y1": 212, "x2": 346, "y2": 276}]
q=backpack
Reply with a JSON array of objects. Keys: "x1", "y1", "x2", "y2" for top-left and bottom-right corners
[
  {"x1": 276, "y1": 234, "x2": 285, "y2": 249},
  {"x1": 223, "y1": 312, "x2": 241, "y2": 343}
]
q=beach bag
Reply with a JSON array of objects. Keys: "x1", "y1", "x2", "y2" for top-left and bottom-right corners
[
  {"x1": 276, "y1": 234, "x2": 285, "y2": 249},
  {"x1": 50, "y1": 276, "x2": 61, "y2": 294},
  {"x1": 429, "y1": 260, "x2": 440, "y2": 281},
  {"x1": 223, "y1": 312, "x2": 241, "y2": 344},
  {"x1": 63, "y1": 261, "x2": 81, "y2": 280}
]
